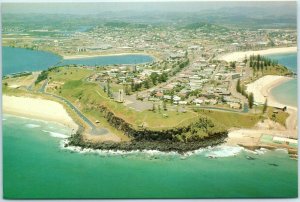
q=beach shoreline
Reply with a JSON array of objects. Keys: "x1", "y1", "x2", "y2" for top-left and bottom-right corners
[
  {"x1": 246, "y1": 75, "x2": 297, "y2": 132},
  {"x1": 218, "y1": 46, "x2": 297, "y2": 62},
  {"x1": 3, "y1": 95, "x2": 78, "y2": 131},
  {"x1": 62, "y1": 52, "x2": 154, "y2": 60},
  {"x1": 226, "y1": 75, "x2": 298, "y2": 152},
  {"x1": 246, "y1": 75, "x2": 295, "y2": 108}
]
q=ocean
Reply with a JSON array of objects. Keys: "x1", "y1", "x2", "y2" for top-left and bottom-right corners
[
  {"x1": 2, "y1": 47, "x2": 153, "y2": 76},
  {"x1": 268, "y1": 52, "x2": 297, "y2": 107},
  {"x1": 3, "y1": 115, "x2": 298, "y2": 198}
]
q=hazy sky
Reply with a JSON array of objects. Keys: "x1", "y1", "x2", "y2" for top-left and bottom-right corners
[{"x1": 2, "y1": 1, "x2": 296, "y2": 15}]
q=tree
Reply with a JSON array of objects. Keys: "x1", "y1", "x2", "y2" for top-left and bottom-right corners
[
  {"x1": 35, "y1": 70, "x2": 48, "y2": 84},
  {"x1": 230, "y1": 61, "x2": 236, "y2": 68},
  {"x1": 263, "y1": 99, "x2": 268, "y2": 113},
  {"x1": 260, "y1": 62, "x2": 264, "y2": 71},
  {"x1": 236, "y1": 79, "x2": 241, "y2": 93},
  {"x1": 152, "y1": 103, "x2": 156, "y2": 112},
  {"x1": 144, "y1": 79, "x2": 150, "y2": 89},
  {"x1": 163, "y1": 100, "x2": 167, "y2": 111},
  {"x1": 248, "y1": 92, "x2": 254, "y2": 109},
  {"x1": 243, "y1": 55, "x2": 248, "y2": 63},
  {"x1": 107, "y1": 80, "x2": 113, "y2": 98},
  {"x1": 124, "y1": 84, "x2": 131, "y2": 95},
  {"x1": 131, "y1": 79, "x2": 135, "y2": 92},
  {"x1": 158, "y1": 72, "x2": 168, "y2": 83},
  {"x1": 150, "y1": 72, "x2": 159, "y2": 85}
]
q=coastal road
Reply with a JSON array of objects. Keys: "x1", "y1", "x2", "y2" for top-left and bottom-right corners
[
  {"x1": 37, "y1": 80, "x2": 109, "y2": 135},
  {"x1": 191, "y1": 106, "x2": 247, "y2": 114}
]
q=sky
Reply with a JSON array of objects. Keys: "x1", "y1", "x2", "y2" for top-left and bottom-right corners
[
  {"x1": 1, "y1": 0, "x2": 297, "y2": 2},
  {"x1": 2, "y1": 1, "x2": 296, "y2": 15}
]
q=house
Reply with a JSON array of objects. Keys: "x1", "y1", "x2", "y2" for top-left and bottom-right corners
[
  {"x1": 163, "y1": 95, "x2": 172, "y2": 100},
  {"x1": 179, "y1": 101, "x2": 188, "y2": 105},
  {"x1": 193, "y1": 98, "x2": 204, "y2": 104},
  {"x1": 173, "y1": 95, "x2": 181, "y2": 102},
  {"x1": 229, "y1": 102, "x2": 240, "y2": 109},
  {"x1": 155, "y1": 91, "x2": 164, "y2": 98}
]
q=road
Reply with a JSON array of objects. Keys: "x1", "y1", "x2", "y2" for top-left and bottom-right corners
[
  {"x1": 37, "y1": 80, "x2": 109, "y2": 135},
  {"x1": 192, "y1": 105, "x2": 248, "y2": 114}
]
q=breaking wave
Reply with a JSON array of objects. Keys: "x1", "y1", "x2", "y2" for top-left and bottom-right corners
[
  {"x1": 60, "y1": 140, "x2": 270, "y2": 158},
  {"x1": 42, "y1": 130, "x2": 69, "y2": 139},
  {"x1": 26, "y1": 123, "x2": 41, "y2": 128}
]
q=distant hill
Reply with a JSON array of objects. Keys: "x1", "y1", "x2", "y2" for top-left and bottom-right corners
[{"x1": 183, "y1": 22, "x2": 229, "y2": 33}]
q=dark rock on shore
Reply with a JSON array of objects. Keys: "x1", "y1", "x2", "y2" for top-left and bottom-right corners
[
  {"x1": 67, "y1": 130, "x2": 228, "y2": 153},
  {"x1": 67, "y1": 104, "x2": 228, "y2": 153}
]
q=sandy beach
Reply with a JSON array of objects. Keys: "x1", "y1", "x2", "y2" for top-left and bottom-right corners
[
  {"x1": 218, "y1": 46, "x2": 297, "y2": 62},
  {"x1": 3, "y1": 95, "x2": 78, "y2": 131},
  {"x1": 246, "y1": 75, "x2": 297, "y2": 131},
  {"x1": 226, "y1": 75, "x2": 298, "y2": 151},
  {"x1": 246, "y1": 75, "x2": 293, "y2": 108},
  {"x1": 62, "y1": 52, "x2": 152, "y2": 60}
]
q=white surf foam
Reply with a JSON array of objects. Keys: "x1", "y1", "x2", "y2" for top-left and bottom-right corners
[
  {"x1": 275, "y1": 148, "x2": 288, "y2": 153},
  {"x1": 202, "y1": 145, "x2": 244, "y2": 158},
  {"x1": 26, "y1": 123, "x2": 41, "y2": 128},
  {"x1": 60, "y1": 140, "x2": 179, "y2": 157},
  {"x1": 60, "y1": 140, "x2": 248, "y2": 158},
  {"x1": 42, "y1": 130, "x2": 69, "y2": 139}
]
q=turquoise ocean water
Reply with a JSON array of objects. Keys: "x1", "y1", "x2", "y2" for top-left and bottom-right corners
[
  {"x1": 267, "y1": 53, "x2": 297, "y2": 107},
  {"x1": 3, "y1": 115, "x2": 298, "y2": 199},
  {"x1": 2, "y1": 47, "x2": 153, "y2": 76}
]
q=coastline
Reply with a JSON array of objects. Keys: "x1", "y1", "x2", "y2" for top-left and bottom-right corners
[
  {"x1": 218, "y1": 46, "x2": 297, "y2": 62},
  {"x1": 246, "y1": 75, "x2": 297, "y2": 132},
  {"x1": 3, "y1": 95, "x2": 78, "y2": 131},
  {"x1": 62, "y1": 52, "x2": 154, "y2": 60},
  {"x1": 226, "y1": 75, "x2": 298, "y2": 153},
  {"x1": 246, "y1": 75, "x2": 295, "y2": 108}
]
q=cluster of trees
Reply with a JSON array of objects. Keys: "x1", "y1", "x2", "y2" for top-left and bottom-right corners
[
  {"x1": 123, "y1": 56, "x2": 189, "y2": 95},
  {"x1": 104, "y1": 79, "x2": 113, "y2": 97},
  {"x1": 9, "y1": 72, "x2": 32, "y2": 79},
  {"x1": 35, "y1": 70, "x2": 48, "y2": 84},
  {"x1": 236, "y1": 79, "x2": 269, "y2": 111},
  {"x1": 151, "y1": 101, "x2": 168, "y2": 113},
  {"x1": 173, "y1": 116, "x2": 226, "y2": 142},
  {"x1": 236, "y1": 79, "x2": 254, "y2": 109},
  {"x1": 249, "y1": 54, "x2": 278, "y2": 72},
  {"x1": 236, "y1": 79, "x2": 248, "y2": 98},
  {"x1": 124, "y1": 72, "x2": 169, "y2": 95},
  {"x1": 170, "y1": 58, "x2": 190, "y2": 76}
]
